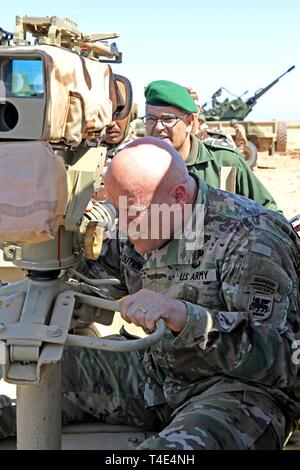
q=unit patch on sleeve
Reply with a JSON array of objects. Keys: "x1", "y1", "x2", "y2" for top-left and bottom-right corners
[{"x1": 248, "y1": 292, "x2": 274, "y2": 320}]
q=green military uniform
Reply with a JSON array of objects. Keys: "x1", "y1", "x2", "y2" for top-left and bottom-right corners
[
  {"x1": 187, "y1": 134, "x2": 280, "y2": 212},
  {"x1": 1, "y1": 178, "x2": 299, "y2": 449}
]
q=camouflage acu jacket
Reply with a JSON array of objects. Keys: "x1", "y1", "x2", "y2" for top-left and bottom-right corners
[
  {"x1": 79, "y1": 178, "x2": 300, "y2": 421},
  {"x1": 186, "y1": 134, "x2": 281, "y2": 213}
]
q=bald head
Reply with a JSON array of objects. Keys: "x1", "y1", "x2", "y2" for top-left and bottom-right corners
[
  {"x1": 103, "y1": 136, "x2": 197, "y2": 253},
  {"x1": 104, "y1": 136, "x2": 190, "y2": 201}
]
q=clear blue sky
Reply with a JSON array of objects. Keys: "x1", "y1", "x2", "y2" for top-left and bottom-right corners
[{"x1": 2, "y1": 0, "x2": 299, "y2": 120}]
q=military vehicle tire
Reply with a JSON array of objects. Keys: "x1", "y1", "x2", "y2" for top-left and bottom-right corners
[
  {"x1": 243, "y1": 141, "x2": 257, "y2": 168},
  {"x1": 275, "y1": 121, "x2": 287, "y2": 153},
  {"x1": 268, "y1": 141, "x2": 275, "y2": 156}
]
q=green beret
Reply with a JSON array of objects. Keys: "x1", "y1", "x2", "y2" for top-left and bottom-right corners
[{"x1": 145, "y1": 80, "x2": 198, "y2": 113}]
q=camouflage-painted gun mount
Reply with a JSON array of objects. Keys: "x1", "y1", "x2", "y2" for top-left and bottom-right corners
[
  {"x1": 202, "y1": 66, "x2": 295, "y2": 122},
  {"x1": 0, "y1": 15, "x2": 139, "y2": 450}
]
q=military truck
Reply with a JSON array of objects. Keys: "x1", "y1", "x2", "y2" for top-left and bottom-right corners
[
  {"x1": 204, "y1": 119, "x2": 287, "y2": 168},
  {"x1": 201, "y1": 66, "x2": 295, "y2": 166}
]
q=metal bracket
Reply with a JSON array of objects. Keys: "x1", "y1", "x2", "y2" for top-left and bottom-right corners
[
  {"x1": 0, "y1": 282, "x2": 166, "y2": 383},
  {"x1": 0, "y1": 284, "x2": 75, "y2": 383},
  {"x1": 289, "y1": 213, "x2": 300, "y2": 235}
]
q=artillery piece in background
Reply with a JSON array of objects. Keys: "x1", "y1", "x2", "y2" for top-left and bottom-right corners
[{"x1": 202, "y1": 66, "x2": 295, "y2": 167}]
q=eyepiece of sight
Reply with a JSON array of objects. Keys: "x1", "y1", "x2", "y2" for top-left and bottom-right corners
[{"x1": 0, "y1": 101, "x2": 18, "y2": 131}]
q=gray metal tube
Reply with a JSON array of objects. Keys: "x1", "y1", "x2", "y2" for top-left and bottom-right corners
[
  {"x1": 17, "y1": 362, "x2": 61, "y2": 450},
  {"x1": 66, "y1": 319, "x2": 166, "y2": 352}
]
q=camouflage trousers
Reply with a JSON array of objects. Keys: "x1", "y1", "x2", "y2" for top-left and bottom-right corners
[{"x1": 0, "y1": 345, "x2": 287, "y2": 449}]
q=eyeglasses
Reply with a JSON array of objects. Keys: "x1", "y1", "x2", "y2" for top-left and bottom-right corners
[{"x1": 141, "y1": 113, "x2": 190, "y2": 129}]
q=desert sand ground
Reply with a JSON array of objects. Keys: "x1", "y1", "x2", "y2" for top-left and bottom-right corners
[{"x1": 253, "y1": 123, "x2": 300, "y2": 219}]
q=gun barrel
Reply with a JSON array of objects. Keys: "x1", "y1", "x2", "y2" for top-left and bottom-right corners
[
  {"x1": 246, "y1": 65, "x2": 295, "y2": 104},
  {"x1": 276, "y1": 65, "x2": 295, "y2": 80}
]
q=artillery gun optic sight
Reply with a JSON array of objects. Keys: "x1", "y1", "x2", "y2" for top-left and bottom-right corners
[
  {"x1": 0, "y1": 16, "x2": 133, "y2": 271},
  {"x1": 0, "y1": 16, "x2": 168, "y2": 452}
]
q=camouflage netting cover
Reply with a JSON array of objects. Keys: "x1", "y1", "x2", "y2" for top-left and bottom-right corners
[
  {"x1": 0, "y1": 141, "x2": 68, "y2": 243},
  {"x1": 12, "y1": 45, "x2": 113, "y2": 145}
]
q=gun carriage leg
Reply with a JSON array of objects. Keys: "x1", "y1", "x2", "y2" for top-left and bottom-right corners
[{"x1": 17, "y1": 362, "x2": 61, "y2": 450}]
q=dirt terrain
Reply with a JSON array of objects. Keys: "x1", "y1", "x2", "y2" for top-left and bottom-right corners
[{"x1": 253, "y1": 123, "x2": 300, "y2": 219}]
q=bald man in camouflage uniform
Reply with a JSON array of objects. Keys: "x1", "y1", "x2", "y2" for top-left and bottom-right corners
[{"x1": 0, "y1": 137, "x2": 299, "y2": 449}]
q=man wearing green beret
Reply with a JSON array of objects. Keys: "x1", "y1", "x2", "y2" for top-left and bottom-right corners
[{"x1": 143, "y1": 80, "x2": 280, "y2": 212}]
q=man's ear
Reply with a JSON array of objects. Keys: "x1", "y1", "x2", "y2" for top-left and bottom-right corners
[
  {"x1": 186, "y1": 113, "x2": 195, "y2": 133},
  {"x1": 174, "y1": 184, "x2": 188, "y2": 205}
]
